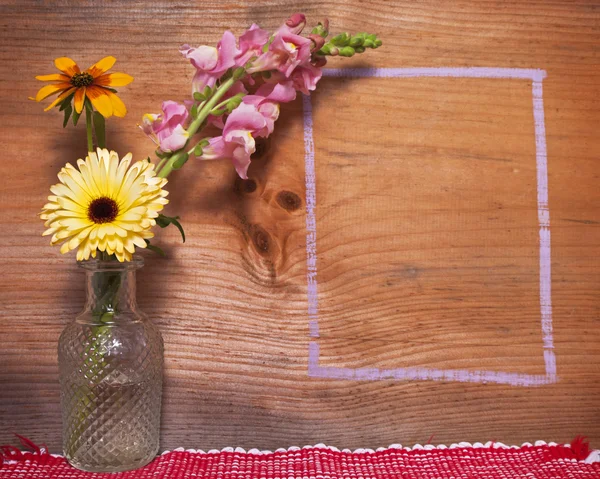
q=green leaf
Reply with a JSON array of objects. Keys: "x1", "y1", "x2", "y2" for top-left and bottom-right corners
[
  {"x1": 202, "y1": 85, "x2": 212, "y2": 98},
  {"x1": 193, "y1": 91, "x2": 205, "y2": 102},
  {"x1": 59, "y1": 93, "x2": 74, "y2": 111},
  {"x1": 191, "y1": 104, "x2": 198, "y2": 117},
  {"x1": 156, "y1": 214, "x2": 186, "y2": 243},
  {"x1": 193, "y1": 143, "x2": 203, "y2": 156},
  {"x1": 62, "y1": 103, "x2": 72, "y2": 128},
  {"x1": 84, "y1": 97, "x2": 93, "y2": 113},
  {"x1": 93, "y1": 111, "x2": 106, "y2": 148},
  {"x1": 172, "y1": 152, "x2": 189, "y2": 170},
  {"x1": 210, "y1": 107, "x2": 227, "y2": 116},
  {"x1": 144, "y1": 239, "x2": 166, "y2": 256},
  {"x1": 155, "y1": 148, "x2": 169, "y2": 159},
  {"x1": 72, "y1": 107, "x2": 82, "y2": 126}
]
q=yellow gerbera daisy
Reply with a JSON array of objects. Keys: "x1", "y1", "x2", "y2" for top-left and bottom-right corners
[
  {"x1": 41, "y1": 149, "x2": 169, "y2": 262},
  {"x1": 33, "y1": 56, "x2": 133, "y2": 117}
]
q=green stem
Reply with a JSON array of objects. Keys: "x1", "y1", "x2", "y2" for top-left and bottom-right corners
[
  {"x1": 157, "y1": 76, "x2": 238, "y2": 178},
  {"x1": 85, "y1": 108, "x2": 94, "y2": 152},
  {"x1": 155, "y1": 157, "x2": 168, "y2": 172}
]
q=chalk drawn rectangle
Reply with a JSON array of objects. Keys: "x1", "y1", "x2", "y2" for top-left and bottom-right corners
[{"x1": 304, "y1": 67, "x2": 556, "y2": 386}]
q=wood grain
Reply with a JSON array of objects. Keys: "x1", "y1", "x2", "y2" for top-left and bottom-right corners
[{"x1": 1, "y1": 0, "x2": 600, "y2": 452}]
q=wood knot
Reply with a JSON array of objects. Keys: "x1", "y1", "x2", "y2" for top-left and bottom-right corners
[
  {"x1": 252, "y1": 225, "x2": 271, "y2": 255},
  {"x1": 276, "y1": 190, "x2": 302, "y2": 211},
  {"x1": 252, "y1": 138, "x2": 269, "y2": 160},
  {"x1": 234, "y1": 177, "x2": 257, "y2": 194}
]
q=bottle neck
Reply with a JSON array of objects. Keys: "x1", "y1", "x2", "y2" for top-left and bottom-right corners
[
  {"x1": 79, "y1": 257, "x2": 143, "y2": 320},
  {"x1": 85, "y1": 269, "x2": 138, "y2": 314}
]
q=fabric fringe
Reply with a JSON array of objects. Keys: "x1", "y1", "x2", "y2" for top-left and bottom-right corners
[{"x1": 1, "y1": 435, "x2": 599, "y2": 473}]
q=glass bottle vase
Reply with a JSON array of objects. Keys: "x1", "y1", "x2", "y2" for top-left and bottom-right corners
[{"x1": 58, "y1": 256, "x2": 163, "y2": 472}]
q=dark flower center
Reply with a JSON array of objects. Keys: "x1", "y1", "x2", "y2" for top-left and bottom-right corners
[
  {"x1": 88, "y1": 197, "x2": 118, "y2": 224},
  {"x1": 71, "y1": 72, "x2": 94, "y2": 88}
]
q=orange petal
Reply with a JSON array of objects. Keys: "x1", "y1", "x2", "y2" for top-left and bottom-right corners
[
  {"x1": 104, "y1": 89, "x2": 127, "y2": 117},
  {"x1": 86, "y1": 56, "x2": 116, "y2": 78},
  {"x1": 94, "y1": 72, "x2": 134, "y2": 87},
  {"x1": 44, "y1": 87, "x2": 76, "y2": 111},
  {"x1": 86, "y1": 86, "x2": 113, "y2": 117},
  {"x1": 54, "y1": 57, "x2": 80, "y2": 76},
  {"x1": 74, "y1": 87, "x2": 86, "y2": 114},
  {"x1": 36, "y1": 73, "x2": 71, "y2": 82},
  {"x1": 35, "y1": 82, "x2": 72, "y2": 101}
]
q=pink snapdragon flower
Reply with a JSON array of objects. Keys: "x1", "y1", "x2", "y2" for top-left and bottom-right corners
[
  {"x1": 248, "y1": 25, "x2": 312, "y2": 77},
  {"x1": 242, "y1": 82, "x2": 296, "y2": 136},
  {"x1": 199, "y1": 103, "x2": 266, "y2": 178},
  {"x1": 180, "y1": 31, "x2": 240, "y2": 92},
  {"x1": 289, "y1": 62, "x2": 322, "y2": 94},
  {"x1": 141, "y1": 101, "x2": 190, "y2": 153},
  {"x1": 236, "y1": 24, "x2": 271, "y2": 67}
]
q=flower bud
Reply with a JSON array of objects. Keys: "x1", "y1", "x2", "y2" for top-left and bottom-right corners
[
  {"x1": 308, "y1": 34, "x2": 326, "y2": 53},
  {"x1": 312, "y1": 55, "x2": 327, "y2": 68},
  {"x1": 319, "y1": 44, "x2": 332, "y2": 55},
  {"x1": 349, "y1": 36, "x2": 364, "y2": 47},
  {"x1": 338, "y1": 46, "x2": 355, "y2": 57},
  {"x1": 311, "y1": 19, "x2": 330, "y2": 38},
  {"x1": 354, "y1": 46, "x2": 365, "y2": 53},
  {"x1": 331, "y1": 32, "x2": 349, "y2": 46},
  {"x1": 285, "y1": 13, "x2": 306, "y2": 33}
]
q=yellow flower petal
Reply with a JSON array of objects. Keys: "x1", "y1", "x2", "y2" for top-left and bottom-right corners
[
  {"x1": 95, "y1": 72, "x2": 134, "y2": 87},
  {"x1": 36, "y1": 73, "x2": 71, "y2": 82},
  {"x1": 44, "y1": 87, "x2": 76, "y2": 111},
  {"x1": 86, "y1": 56, "x2": 116, "y2": 78},
  {"x1": 35, "y1": 83, "x2": 72, "y2": 102},
  {"x1": 105, "y1": 89, "x2": 127, "y2": 117},
  {"x1": 54, "y1": 57, "x2": 80, "y2": 76},
  {"x1": 73, "y1": 87, "x2": 85, "y2": 114},
  {"x1": 86, "y1": 86, "x2": 113, "y2": 117}
]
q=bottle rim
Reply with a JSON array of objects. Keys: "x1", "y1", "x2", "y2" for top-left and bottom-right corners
[{"x1": 77, "y1": 254, "x2": 144, "y2": 271}]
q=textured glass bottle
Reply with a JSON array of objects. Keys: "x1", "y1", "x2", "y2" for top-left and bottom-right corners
[{"x1": 58, "y1": 256, "x2": 163, "y2": 472}]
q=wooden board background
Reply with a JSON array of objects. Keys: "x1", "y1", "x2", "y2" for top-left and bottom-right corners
[{"x1": 1, "y1": 0, "x2": 600, "y2": 452}]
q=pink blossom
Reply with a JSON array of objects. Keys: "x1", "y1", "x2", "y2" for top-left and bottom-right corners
[
  {"x1": 236, "y1": 24, "x2": 270, "y2": 67},
  {"x1": 198, "y1": 103, "x2": 266, "y2": 178},
  {"x1": 242, "y1": 82, "x2": 296, "y2": 136},
  {"x1": 180, "y1": 31, "x2": 240, "y2": 92},
  {"x1": 141, "y1": 101, "x2": 190, "y2": 153},
  {"x1": 289, "y1": 62, "x2": 322, "y2": 94},
  {"x1": 248, "y1": 28, "x2": 312, "y2": 77}
]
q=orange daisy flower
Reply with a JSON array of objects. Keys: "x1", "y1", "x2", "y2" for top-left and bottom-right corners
[{"x1": 33, "y1": 56, "x2": 133, "y2": 118}]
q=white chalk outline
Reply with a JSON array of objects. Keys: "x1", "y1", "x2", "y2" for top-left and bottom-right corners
[{"x1": 305, "y1": 67, "x2": 556, "y2": 386}]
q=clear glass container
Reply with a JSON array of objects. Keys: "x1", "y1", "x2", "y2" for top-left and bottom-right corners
[{"x1": 58, "y1": 256, "x2": 163, "y2": 472}]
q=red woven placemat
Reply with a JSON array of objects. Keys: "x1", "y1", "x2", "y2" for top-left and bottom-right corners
[{"x1": 2, "y1": 439, "x2": 599, "y2": 478}]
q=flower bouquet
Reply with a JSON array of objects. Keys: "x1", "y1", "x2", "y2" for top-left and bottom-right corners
[{"x1": 34, "y1": 14, "x2": 381, "y2": 472}]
